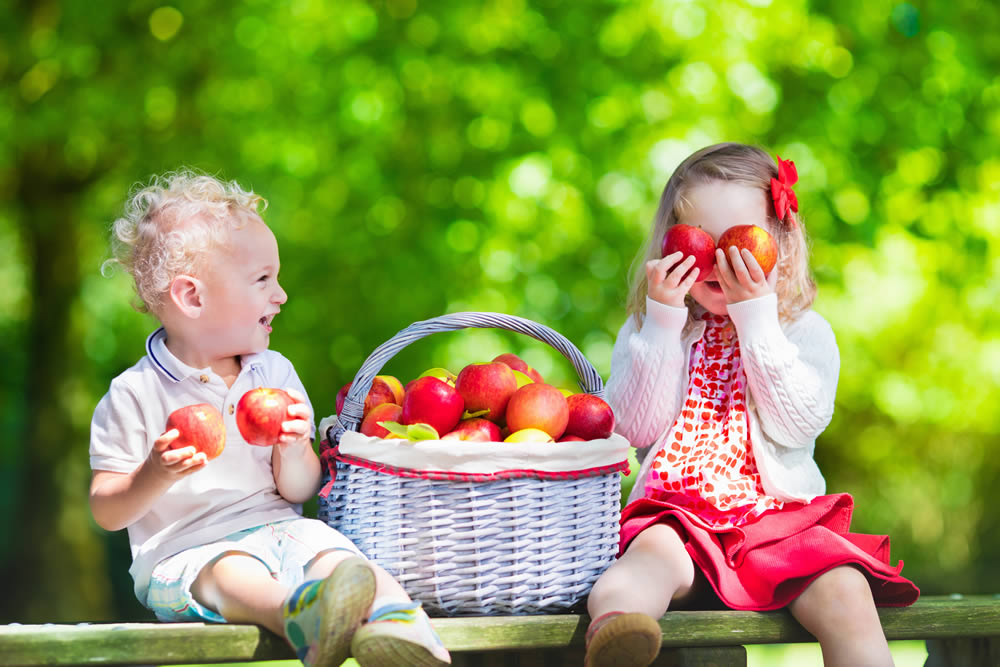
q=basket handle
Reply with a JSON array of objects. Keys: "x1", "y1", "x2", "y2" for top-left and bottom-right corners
[{"x1": 329, "y1": 312, "x2": 605, "y2": 443}]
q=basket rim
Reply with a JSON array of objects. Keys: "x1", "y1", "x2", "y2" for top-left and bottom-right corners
[
  {"x1": 325, "y1": 447, "x2": 629, "y2": 485},
  {"x1": 329, "y1": 430, "x2": 629, "y2": 478}
]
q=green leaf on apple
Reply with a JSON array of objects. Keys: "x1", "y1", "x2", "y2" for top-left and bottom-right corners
[
  {"x1": 378, "y1": 420, "x2": 410, "y2": 438},
  {"x1": 405, "y1": 422, "x2": 440, "y2": 440},
  {"x1": 377, "y1": 420, "x2": 440, "y2": 441}
]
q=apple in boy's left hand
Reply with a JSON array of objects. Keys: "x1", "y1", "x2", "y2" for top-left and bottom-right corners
[{"x1": 236, "y1": 387, "x2": 303, "y2": 446}]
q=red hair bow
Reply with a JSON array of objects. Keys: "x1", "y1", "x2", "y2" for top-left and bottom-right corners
[{"x1": 770, "y1": 156, "x2": 798, "y2": 222}]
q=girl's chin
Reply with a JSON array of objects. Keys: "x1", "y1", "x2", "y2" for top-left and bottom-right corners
[{"x1": 690, "y1": 283, "x2": 728, "y2": 314}]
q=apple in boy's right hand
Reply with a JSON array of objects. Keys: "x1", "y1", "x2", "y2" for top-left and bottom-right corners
[
  {"x1": 236, "y1": 387, "x2": 296, "y2": 446},
  {"x1": 662, "y1": 224, "x2": 717, "y2": 282},
  {"x1": 165, "y1": 403, "x2": 226, "y2": 460}
]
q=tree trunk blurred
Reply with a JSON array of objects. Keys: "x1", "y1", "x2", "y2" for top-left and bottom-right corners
[{"x1": 0, "y1": 145, "x2": 112, "y2": 622}]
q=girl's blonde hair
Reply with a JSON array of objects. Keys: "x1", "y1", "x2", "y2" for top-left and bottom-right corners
[
  {"x1": 627, "y1": 142, "x2": 816, "y2": 329},
  {"x1": 103, "y1": 169, "x2": 267, "y2": 314}
]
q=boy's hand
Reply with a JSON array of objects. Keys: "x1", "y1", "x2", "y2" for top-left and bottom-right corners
[
  {"x1": 646, "y1": 252, "x2": 698, "y2": 308},
  {"x1": 715, "y1": 246, "x2": 775, "y2": 304},
  {"x1": 277, "y1": 388, "x2": 313, "y2": 453},
  {"x1": 148, "y1": 429, "x2": 208, "y2": 481}
]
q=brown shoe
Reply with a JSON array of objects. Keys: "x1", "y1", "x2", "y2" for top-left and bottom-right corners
[{"x1": 584, "y1": 612, "x2": 662, "y2": 667}]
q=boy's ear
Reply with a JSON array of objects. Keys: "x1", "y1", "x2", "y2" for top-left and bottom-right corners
[{"x1": 168, "y1": 274, "x2": 205, "y2": 318}]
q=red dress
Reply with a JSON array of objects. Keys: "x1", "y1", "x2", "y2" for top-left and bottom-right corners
[{"x1": 619, "y1": 313, "x2": 919, "y2": 610}]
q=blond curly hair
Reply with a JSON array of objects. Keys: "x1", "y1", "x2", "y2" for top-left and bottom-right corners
[
  {"x1": 103, "y1": 169, "x2": 267, "y2": 314},
  {"x1": 627, "y1": 142, "x2": 816, "y2": 330}
]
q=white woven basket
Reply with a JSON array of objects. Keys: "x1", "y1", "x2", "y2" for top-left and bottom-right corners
[{"x1": 318, "y1": 312, "x2": 627, "y2": 616}]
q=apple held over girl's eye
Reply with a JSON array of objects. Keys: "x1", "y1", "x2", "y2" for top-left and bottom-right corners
[
  {"x1": 166, "y1": 403, "x2": 226, "y2": 460},
  {"x1": 716, "y1": 224, "x2": 778, "y2": 276},
  {"x1": 662, "y1": 223, "x2": 716, "y2": 282},
  {"x1": 236, "y1": 387, "x2": 296, "y2": 446}
]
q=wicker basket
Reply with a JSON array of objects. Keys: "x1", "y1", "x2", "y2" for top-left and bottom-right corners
[{"x1": 318, "y1": 312, "x2": 627, "y2": 616}]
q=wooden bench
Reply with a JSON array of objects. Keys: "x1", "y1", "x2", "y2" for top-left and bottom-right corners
[{"x1": 2, "y1": 595, "x2": 998, "y2": 666}]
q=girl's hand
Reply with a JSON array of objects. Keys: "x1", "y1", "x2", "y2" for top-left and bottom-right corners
[
  {"x1": 277, "y1": 388, "x2": 313, "y2": 454},
  {"x1": 715, "y1": 246, "x2": 774, "y2": 304},
  {"x1": 147, "y1": 429, "x2": 207, "y2": 482},
  {"x1": 646, "y1": 253, "x2": 698, "y2": 308}
]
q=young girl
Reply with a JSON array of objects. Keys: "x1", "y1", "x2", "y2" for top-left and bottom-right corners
[
  {"x1": 584, "y1": 143, "x2": 919, "y2": 667},
  {"x1": 89, "y1": 170, "x2": 450, "y2": 667}
]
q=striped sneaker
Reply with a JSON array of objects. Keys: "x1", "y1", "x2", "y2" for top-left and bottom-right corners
[
  {"x1": 282, "y1": 556, "x2": 376, "y2": 667},
  {"x1": 351, "y1": 601, "x2": 451, "y2": 666}
]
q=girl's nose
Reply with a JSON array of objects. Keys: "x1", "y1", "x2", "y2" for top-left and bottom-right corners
[{"x1": 274, "y1": 282, "x2": 288, "y2": 304}]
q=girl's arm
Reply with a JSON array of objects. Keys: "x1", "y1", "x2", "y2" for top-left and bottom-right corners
[
  {"x1": 729, "y1": 294, "x2": 839, "y2": 447},
  {"x1": 605, "y1": 298, "x2": 690, "y2": 450}
]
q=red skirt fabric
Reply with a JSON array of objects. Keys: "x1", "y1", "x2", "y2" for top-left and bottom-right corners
[{"x1": 619, "y1": 492, "x2": 919, "y2": 611}]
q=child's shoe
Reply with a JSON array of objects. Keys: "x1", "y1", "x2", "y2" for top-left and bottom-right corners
[
  {"x1": 350, "y1": 600, "x2": 451, "y2": 666},
  {"x1": 282, "y1": 556, "x2": 376, "y2": 667},
  {"x1": 584, "y1": 611, "x2": 662, "y2": 667}
]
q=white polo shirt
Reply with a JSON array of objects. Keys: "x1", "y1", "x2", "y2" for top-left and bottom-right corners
[{"x1": 90, "y1": 327, "x2": 315, "y2": 604}]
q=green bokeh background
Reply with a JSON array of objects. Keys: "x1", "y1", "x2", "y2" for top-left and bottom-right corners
[{"x1": 2, "y1": 0, "x2": 998, "y2": 625}]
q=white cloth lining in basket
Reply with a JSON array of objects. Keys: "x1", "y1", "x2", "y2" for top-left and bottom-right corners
[{"x1": 337, "y1": 431, "x2": 630, "y2": 476}]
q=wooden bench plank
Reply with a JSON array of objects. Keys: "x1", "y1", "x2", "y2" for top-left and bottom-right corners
[{"x1": 1, "y1": 595, "x2": 997, "y2": 666}]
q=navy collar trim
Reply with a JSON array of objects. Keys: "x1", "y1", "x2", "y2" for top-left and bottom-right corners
[{"x1": 146, "y1": 327, "x2": 180, "y2": 382}]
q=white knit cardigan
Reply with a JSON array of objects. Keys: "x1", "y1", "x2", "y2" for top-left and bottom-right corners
[{"x1": 607, "y1": 293, "x2": 840, "y2": 506}]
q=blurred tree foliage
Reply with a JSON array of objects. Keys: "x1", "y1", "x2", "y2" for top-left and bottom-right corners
[{"x1": 2, "y1": 0, "x2": 998, "y2": 623}]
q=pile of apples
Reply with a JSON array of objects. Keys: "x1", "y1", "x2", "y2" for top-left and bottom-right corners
[{"x1": 336, "y1": 353, "x2": 616, "y2": 444}]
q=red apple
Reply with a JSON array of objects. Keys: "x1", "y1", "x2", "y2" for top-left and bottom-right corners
[
  {"x1": 236, "y1": 387, "x2": 296, "y2": 446},
  {"x1": 492, "y1": 353, "x2": 529, "y2": 374},
  {"x1": 717, "y1": 224, "x2": 778, "y2": 276},
  {"x1": 400, "y1": 376, "x2": 465, "y2": 437},
  {"x1": 505, "y1": 383, "x2": 569, "y2": 440},
  {"x1": 442, "y1": 418, "x2": 502, "y2": 442},
  {"x1": 360, "y1": 403, "x2": 403, "y2": 438},
  {"x1": 558, "y1": 434, "x2": 586, "y2": 442},
  {"x1": 564, "y1": 393, "x2": 616, "y2": 440},
  {"x1": 493, "y1": 353, "x2": 545, "y2": 384},
  {"x1": 336, "y1": 375, "x2": 405, "y2": 418},
  {"x1": 454, "y1": 361, "x2": 518, "y2": 423},
  {"x1": 662, "y1": 223, "x2": 716, "y2": 282},
  {"x1": 165, "y1": 403, "x2": 226, "y2": 460}
]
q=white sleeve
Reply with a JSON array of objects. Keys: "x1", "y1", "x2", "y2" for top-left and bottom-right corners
[
  {"x1": 728, "y1": 294, "x2": 839, "y2": 448},
  {"x1": 89, "y1": 378, "x2": 149, "y2": 473},
  {"x1": 605, "y1": 298, "x2": 690, "y2": 450}
]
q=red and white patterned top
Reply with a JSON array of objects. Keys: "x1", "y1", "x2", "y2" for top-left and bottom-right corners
[{"x1": 643, "y1": 312, "x2": 784, "y2": 527}]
